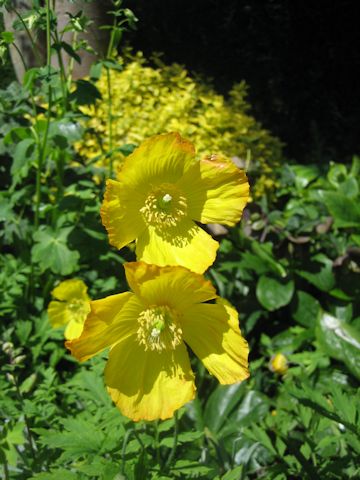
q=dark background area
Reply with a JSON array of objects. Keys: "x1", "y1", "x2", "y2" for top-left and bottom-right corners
[{"x1": 126, "y1": 0, "x2": 359, "y2": 163}]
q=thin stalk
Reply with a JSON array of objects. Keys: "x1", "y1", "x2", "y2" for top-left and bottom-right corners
[
  {"x1": 34, "y1": 0, "x2": 53, "y2": 228},
  {"x1": 106, "y1": 14, "x2": 118, "y2": 59},
  {"x1": 104, "y1": 10, "x2": 121, "y2": 178},
  {"x1": 11, "y1": 45, "x2": 39, "y2": 133},
  {"x1": 66, "y1": 31, "x2": 78, "y2": 91},
  {"x1": 11, "y1": 7, "x2": 42, "y2": 64},
  {"x1": 165, "y1": 411, "x2": 179, "y2": 470},
  {"x1": 154, "y1": 421, "x2": 161, "y2": 467},
  {"x1": 121, "y1": 429, "x2": 134, "y2": 474},
  {"x1": 12, "y1": 375, "x2": 37, "y2": 461},
  {"x1": 2, "y1": 460, "x2": 9, "y2": 480},
  {"x1": 106, "y1": 67, "x2": 114, "y2": 177},
  {"x1": 52, "y1": 28, "x2": 68, "y2": 111}
]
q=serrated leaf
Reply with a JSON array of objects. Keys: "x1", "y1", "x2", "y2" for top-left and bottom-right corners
[{"x1": 171, "y1": 460, "x2": 213, "y2": 478}]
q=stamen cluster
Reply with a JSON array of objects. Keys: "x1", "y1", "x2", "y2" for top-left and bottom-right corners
[
  {"x1": 140, "y1": 183, "x2": 187, "y2": 228},
  {"x1": 137, "y1": 305, "x2": 183, "y2": 352}
]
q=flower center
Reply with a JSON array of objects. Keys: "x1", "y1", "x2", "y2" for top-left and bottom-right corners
[
  {"x1": 137, "y1": 305, "x2": 182, "y2": 352},
  {"x1": 67, "y1": 299, "x2": 89, "y2": 323},
  {"x1": 140, "y1": 183, "x2": 187, "y2": 228}
]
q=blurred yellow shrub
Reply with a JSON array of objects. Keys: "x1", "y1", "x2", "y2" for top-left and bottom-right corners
[{"x1": 77, "y1": 52, "x2": 283, "y2": 196}]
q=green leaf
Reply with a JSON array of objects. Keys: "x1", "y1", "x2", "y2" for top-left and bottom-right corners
[
  {"x1": 292, "y1": 291, "x2": 320, "y2": 327},
  {"x1": 204, "y1": 383, "x2": 246, "y2": 433},
  {"x1": 256, "y1": 275, "x2": 294, "y2": 311},
  {"x1": 320, "y1": 191, "x2": 360, "y2": 228},
  {"x1": 298, "y1": 255, "x2": 335, "y2": 292},
  {"x1": 316, "y1": 311, "x2": 360, "y2": 380},
  {"x1": 49, "y1": 120, "x2": 84, "y2": 143},
  {"x1": 250, "y1": 241, "x2": 287, "y2": 277},
  {"x1": 32, "y1": 227, "x2": 79, "y2": 275},
  {"x1": 36, "y1": 418, "x2": 105, "y2": 461},
  {"x1": 160, "y1": 431, "x2": 203, "y2": 448},
  {"x1": 221, "y1": 466, "x2": 244, "y2": 480},
  {"x1": 222, "y1": 391, "x2": 269, "y2": 435},
  {"x1": 53, "y1": 41, "x2": 81, "y2": 63},
  {"x1": 1, "y1": 31, "x2": 14, "y2": 43},
  {"x1": 171, "y1": 460, "x2": 214, "y2": 478},
  {"x1": 290, "y1": 165, "x2": 319, "y2": 189},
  {"x1": 11, "y1": 138, "x2": 36, "y2": 183},
  {"x1": 69, "y1": 80, "x2": 102, "y2": 105}
]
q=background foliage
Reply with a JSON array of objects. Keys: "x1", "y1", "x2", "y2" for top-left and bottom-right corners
[
  {"x1": 77, "y1": 52, "x2": 283, "y2": 197},
  {"x1": 1, "y1": 1, "x2": 359, "y2": 479}
]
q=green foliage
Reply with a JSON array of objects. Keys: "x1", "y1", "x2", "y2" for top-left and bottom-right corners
[{"x1": 0, "y1": 1, "x2": 359, "y2": 479}]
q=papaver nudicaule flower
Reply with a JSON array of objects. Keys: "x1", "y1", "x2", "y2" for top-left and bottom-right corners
[
  {"x1": 66, "y1": 262, "x2": 249, "y2": 421},
  {"x1": 101, "y1": 132, "x2": 249, "y2": 273},
  {"x1": 47, "y1": 279, "x2": 91, "y2": 340}
]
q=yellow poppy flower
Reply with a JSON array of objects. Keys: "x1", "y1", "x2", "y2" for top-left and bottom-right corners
[
  {"x1": 66, "y1": 262, "x2": 249, "y2": 421},
  {"x1": 101, "y1": 132, "x2": 249, "y2": 273},
  {"x1": 47, "y1": 279, "x2": 91, "y2": 340}
]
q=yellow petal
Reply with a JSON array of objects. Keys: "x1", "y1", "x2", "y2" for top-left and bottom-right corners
[
  {"x1": 105, "y1": 338, "x2": 196, "y2": 421},
  {"x1": 66, "y1": 292, "x2": 141, "y2": 362},
  {"x1": 64, "y1": 319, "x2": 84, "y2": 341},
  {"x1": 101, "y1": 179, "x2": 146, "y2": 250},
  {"x1": 135, "y1": 219, "x2": 219, "y2": 274},
  {"x1": 124, "y1": 262, "x2": 217, "y2": 313},
  {"x1": 118, "y1": 132, "x2": 195, "y2": 186},
  {"x1": 47, "y1": 300, "x2": 69, "y2": 327},
  {"x1": 51, "y1": 278, "x2": 89, "y2": 302},
  {"x1": 182, "y1": 300, "x2": 249, "y2": 384},
  {"x1": 178, "y1": 155, "x2": 249, "y2": 226}
]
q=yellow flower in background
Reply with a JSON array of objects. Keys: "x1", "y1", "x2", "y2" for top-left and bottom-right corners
[
  {"x1": 101, "y1": 132, "x2": 249, "y2": 273},
  {"x1": 66, "y1": 262, "x2": 249, "y2": 421},
  {"x1": 47, "y1": 279, "x2": 91, "y2": 340},
  {"x1": 269, "y1": 353, "x2": 288, "y2": 375}
]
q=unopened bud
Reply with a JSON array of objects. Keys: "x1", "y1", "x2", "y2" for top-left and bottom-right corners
[{"x1": 269, "y1": 353, "x2": 288, "y2": 375}]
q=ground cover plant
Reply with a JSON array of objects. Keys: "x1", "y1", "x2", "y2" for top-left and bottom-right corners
[{"x1": 1, "y1": 1, "x2": 360, "y2": 479}]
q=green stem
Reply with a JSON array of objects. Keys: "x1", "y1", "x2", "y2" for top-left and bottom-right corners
[
  {"x1": 2, "y1": 460, "x2": 9, "y2": 480},
  {"x1": 154, "y1": 421, "x2": 161, "y2": 467},
  {"x1": 11, "y1": 7, "x2": 42, "y2": 65},
  {"x1": 66, "y1": 31, "x2": 78, "y2": 91},
  {"x1": 34, "y1": 0, "x2": 53, "y2": 228},
  {"x1": 106, "y1": 15, "x2": 118, "y2": 59},
  {"x1": 106, "y1": 67, "x2": 114, "y2": 177},
  {"x1": 52, "y1": 29, "x2": 68, "y2": 111},
  {"x1": 121, "y1": 429, "x2": 134, "y2": 474},
  {"x1": 165, "y1": 411, "x2": 179, "y2": 470},
  {"x1": 45, "y1": 1, "x2": 52, "y2": 67},
  {"x1": 12, "y1": 375, "x2": 37, "y2": 462}
]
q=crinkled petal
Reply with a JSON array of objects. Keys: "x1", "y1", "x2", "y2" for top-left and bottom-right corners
[
  {"x1": 135, "y1": 219, "x2": 218, "y2": 274},
  {"x1": 178, "y1": 155, "x2": 249, "y2": 226},
  {"x1": 118, "y1": 132, "x2": 195, "y2": 186},
  {"x1": 124, "y1": 262, "x2": 217, "y2": 313},
  {"x1": 51, "y1": 278, "x2": 89, "y2": 302},
  {"x1": 101, "y1": 179, "x2": 146, "y2": 250},
  {"x1": 182, "y1": 300, "x2": 249, "y2": 384},
  {"x1": 105, "y1": 338, "x2": 195, "y2": 421},
  {"x1": 48, "y1": 300, "x2": 69, "y2": 328},
  {"x1": 64, "y1": 319, "x2": 84, "y2": 341},
  {"x1": 66, "y1": 292, "x2": 141, "y2": 362}
]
